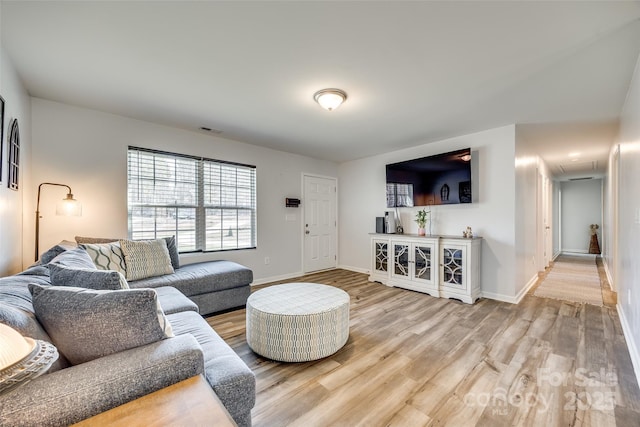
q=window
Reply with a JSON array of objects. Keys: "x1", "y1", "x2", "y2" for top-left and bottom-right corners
[
  {"x1": 127, "y1": 147, "x2": 256, "y2": 252},
  {"x1": 7, "y1": 118, "x2": 20, "y2": 191}
]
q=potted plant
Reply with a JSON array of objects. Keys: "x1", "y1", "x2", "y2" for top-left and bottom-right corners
[{"x1": 415, "y1": 208, "x2": 429, "y2": 236}]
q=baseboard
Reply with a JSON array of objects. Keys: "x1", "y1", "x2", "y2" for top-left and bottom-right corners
[
  {"x1": 552, "y1": 251, "x2": 561, "y2": 261},
  {"x1": 480, "y1": 291, "x2": 517, "y2": 304},
  {"x1": 337, "y1": 264, "x2": 369, "y2": 274},
  {"x1": 251, "y1": 271, "x2": 303, "y2": 286},
  {"x1": 560, "y1": 250, "x2": 592, "y2": 257},
  {"x1": 603, "y1": 258, "x2": 614, "y2": 291},
  {"x1": 481, "y1": 273, "x2": 538, "y2": 304},
  {"x1": 617, "y1": 304, "x2": 640, "y2": 390},
  {"x1": 517, "y1": 273, "x2": 539, "y2": 303}
]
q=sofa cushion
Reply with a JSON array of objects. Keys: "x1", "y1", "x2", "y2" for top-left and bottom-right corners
[
  {"x1": 0, "y1": 274, "x2": 70, "y2": 371},
  {"x1": 120, "y1": 238, "x2": 174, "y2": 281},
  {"x1": 0, "y1": 274, "x2": 52, "y2": 311},
  {"x1": 155, "y1": 286, "x2": 199, "y2": 315},
  {"x1": 0, "y1": 303, "x2": 70, "y2": 373},
  {"x1": 167, "y1": 310, "x2": 256, "y2": 420},
  {"x1": 80, "y1": 241, "x2": 127, "y2": 275},
  {"x1": 17, "y1": 264, "x2": 50, "y2": 277},
  {"x1": 29, "y1": 284, "x2": 173, "y2": 365},
  {"x1": 129, "y1": 261, "x2": 253, "y2": 297},
  {"x1": 48, "y1": 263, "x2": 129, "y2": 290},
  {"x1": 49, "y1": 247, "x2": 96, "y2": 270}
]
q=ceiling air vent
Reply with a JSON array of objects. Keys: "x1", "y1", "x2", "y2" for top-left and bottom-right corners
[{"x1": 568, "y1": 177, "x2": 593, "y2": 181}]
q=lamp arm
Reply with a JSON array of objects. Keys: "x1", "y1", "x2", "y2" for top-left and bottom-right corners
[{"x1": 35, "y1": 183, "x2": 74, "y2": 261}]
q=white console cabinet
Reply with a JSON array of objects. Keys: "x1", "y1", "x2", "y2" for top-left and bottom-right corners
[
  {"x1": 389, "y1": 239, "x2": 439, "y2": 297},
  {"x1": 370, "y1": 238, "x2": 390, "y2": 284},
  {"x1": 369, "y1": 234, "x2": 482, "y2": 304}
]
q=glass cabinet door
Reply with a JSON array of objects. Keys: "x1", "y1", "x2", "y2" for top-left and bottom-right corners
[
  {"x1": 374, "y1": 241, "x2": 388, "y2": 273},
  {"x1": 413, "y1": 245, "x2": 432, "y2": 281},
  {"x1": 442, "y1": 247, "x2": 464, "y2": 286},
  {"x1": 393, "y1": 243, "x2": 409, "y2": 278}
]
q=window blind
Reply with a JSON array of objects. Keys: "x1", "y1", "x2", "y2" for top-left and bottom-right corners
[{"x1": 127, "y1": 147, "x2": 256, "y2": 252}]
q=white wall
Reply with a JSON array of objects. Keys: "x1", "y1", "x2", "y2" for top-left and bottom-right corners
[
  {"x1": 560, "y1": 179, "x2": 602, "y2": 254},
  {"x1": 0, "y1": 45, "x2": 32, "y2": 275},
  {"x1": 30, "y1": 98, "x2": 338, "y2": 282},
  {"x1": 607, "y1": 53, "x2": 640, "y2": 386},
  {"x1": 514, "y1": 128, "x2": 551, "y2": 298},
  {"x1": 339, "y1": 125, "x2": 519, "y2": 301}
]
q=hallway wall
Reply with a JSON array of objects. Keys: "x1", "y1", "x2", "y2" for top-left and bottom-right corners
[{"x1": 607, "y1": 52, "x2": 640, "y2": 386}]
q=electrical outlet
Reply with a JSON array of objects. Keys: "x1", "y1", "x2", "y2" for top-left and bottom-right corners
[{"x1": 264, "y1": 257, "x2": 270, "y2": 265}]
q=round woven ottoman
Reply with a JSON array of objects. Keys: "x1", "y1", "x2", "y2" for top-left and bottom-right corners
[{"x1": 246, "y1": 283, "x2": 350, "y2": 362}]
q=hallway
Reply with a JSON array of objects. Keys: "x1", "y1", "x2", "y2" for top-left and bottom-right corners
[{"x1": 533, "y1": 255, "x2": 611, "y2": 307}]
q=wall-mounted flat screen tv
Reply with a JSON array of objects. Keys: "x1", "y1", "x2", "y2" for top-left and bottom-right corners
[{"x1": 386, "y1": 148, "x2": 472, "y2": 207}]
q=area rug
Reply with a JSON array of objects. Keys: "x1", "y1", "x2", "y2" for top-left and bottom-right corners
[{"x1": 533, "y1": 255, "x2": 603, "y2": 306}]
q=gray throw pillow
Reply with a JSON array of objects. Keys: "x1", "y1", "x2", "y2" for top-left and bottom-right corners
[
  {"x1": 39, "y1": 245, "x2": 68, "y2": 265},
  {"x1": 48, "y1": 248, "x2": 96, "y2": 270},
  {"x1": 48, "y1": 263, "x2": 129, "y2": 290},
  {"x1": 75, "y1": 236, "x2": 119, "y2": 244},
  {"x1": 164, "y1": 236, "x2": 180, "y2": 270},
  {"x1": 29, "y1": 284, "x2": 173, "y2": 365}
]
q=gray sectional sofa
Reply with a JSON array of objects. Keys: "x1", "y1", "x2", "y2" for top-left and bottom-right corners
[
  {"x1": 73, "y1": 236, "x2": 253, "y2": 315},
  {"x1": 0, "y1": 244, "x2": 256, "y2": 426}
]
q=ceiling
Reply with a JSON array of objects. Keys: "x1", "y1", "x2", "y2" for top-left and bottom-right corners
[{"x1": 2, "y1": 1, "x2": 640, "y2": 178}]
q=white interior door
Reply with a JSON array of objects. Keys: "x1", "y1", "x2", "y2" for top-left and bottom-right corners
[{"x1": 303, "y1": 175, "x2": 337, "y2": 273}]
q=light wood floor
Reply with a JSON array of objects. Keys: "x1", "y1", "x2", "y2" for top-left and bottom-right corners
[{"x1": 207, "y1": 265, "x2": 640, "y2": 427}]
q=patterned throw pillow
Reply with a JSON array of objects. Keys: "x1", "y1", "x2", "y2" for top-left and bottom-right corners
[
  {"x1": 49, "y1": 263, "x2": 129, "y2": 290},
  {"x1": 29, "y1": 284, "x2": 173, "y2": 365},
  {"x1": 80, "y1": 242, "x2": 127, "y2": 275},
  {"x1": 119, "y1": 238, "x2": 174, "y2": 281}
]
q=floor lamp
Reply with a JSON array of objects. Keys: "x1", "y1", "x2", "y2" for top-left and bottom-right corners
[{"x1": 35, "y1": 182, "x2": 82, "y2": 261}]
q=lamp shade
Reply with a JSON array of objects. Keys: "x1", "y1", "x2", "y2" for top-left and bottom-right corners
[
  {"x1": 0, "y1": 323, "x2": 58, "y2": 393},
  {"x1": 56, "y1": 194, "x2": 82, "y2": 216},
  {"x1": 0, "y1": 323, "x2": 34, "y2": 369},
  {"x1": 313, "y1": 89, "x2": 347, "y2": 111}
]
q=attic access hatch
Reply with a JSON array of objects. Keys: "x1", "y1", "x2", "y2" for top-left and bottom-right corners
[{"x1": 558, "y1": 160, "x2": 598, "y2": 174}]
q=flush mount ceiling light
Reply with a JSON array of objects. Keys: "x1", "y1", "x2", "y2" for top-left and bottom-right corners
[
  {"x1": 460, "y1": 153, "x2": 472, "y2": 162},
  {"x1": 313, "y1": 88, "x2": 347, "y2": 111}
]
